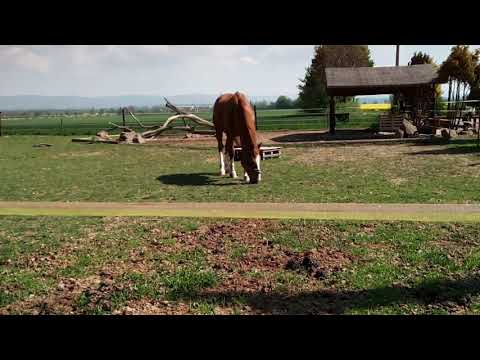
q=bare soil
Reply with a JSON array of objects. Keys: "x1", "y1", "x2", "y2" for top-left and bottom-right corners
[{"x1": 1, "y1": 220, "x2": 353, "y2": 315}]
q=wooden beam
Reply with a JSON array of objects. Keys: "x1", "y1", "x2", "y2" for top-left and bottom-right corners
[{"x1": 329, "y1": 97, "x2": 336, "y2": 135}]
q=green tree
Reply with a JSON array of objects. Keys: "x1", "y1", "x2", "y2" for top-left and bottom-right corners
[
  {"x1": 274, "y1": 96, "x2": 294, "y2": 109},
  {"x1": 405, "y1": 51, "x2": 443, "y2": 112},
  {"x1": 297, "y1": 45, "x2": 374, "y2": 109},
  {"x1": 408, "y1": 51, "x2": 434, "y2": 66},
  {"x1": 439, "y1": 45, "x2": 479, "y2": 116},
  {"x1": 253, "y1": 100, "x2": 271, "y2": 110}
]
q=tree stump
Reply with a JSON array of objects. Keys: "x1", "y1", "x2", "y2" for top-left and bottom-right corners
[
  {"x1": 401, "y1": 119, "x2": 418, "y2": 138},
  {"x1": 133, "y1": 133, "x2": 145, "y2": 144},
  {"x1": 96, "y1": 130, "x2": 110, "y2": 139},
  {"x1": 119, "y1": 131, "x2": 136, "y2": 144},
  {"x1": 395, "y1": 128, "x2": 405, "y2": 139}
]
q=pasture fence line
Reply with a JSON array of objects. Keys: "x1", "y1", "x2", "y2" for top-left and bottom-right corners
[
  {"x1": 0, "y1": 107, "x2": 386, "y2": 136},
  {"x1": 8, "y1": 103, "x2": 478, "y2": 136}
]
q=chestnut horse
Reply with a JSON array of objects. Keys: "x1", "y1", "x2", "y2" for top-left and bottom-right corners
[{"x1": 213, "y1": 92, "x2": 261, "y2": 184}]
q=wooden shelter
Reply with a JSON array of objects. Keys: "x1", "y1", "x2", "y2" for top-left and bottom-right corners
[{"x1": 325, "y1": 64, "x2": 440, "y2": 134}]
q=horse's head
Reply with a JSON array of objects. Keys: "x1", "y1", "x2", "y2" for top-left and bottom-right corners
[{"x1": 241, "y1": 142, "x2": 262, "y2": 184}]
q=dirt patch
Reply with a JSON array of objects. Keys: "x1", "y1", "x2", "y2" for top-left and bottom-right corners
[
  {"x1": 1, "y1": 276, "x2": 99, "y2": 315},
  {"x1": 168, "y1": 220, "x2": 353, "y2": 295},
  {"x1": 55, "y1": 151, "x2": 104, "y2": 158},
  {"x1": 112, "y1": 299, "x2": 190, "y2": 315},
  {"x1": 388, "y1": 177, "x2": 408, "y2": 186},
  {"x1": 291, "y1": 144, "x2": 408, "y2": 166},
  {"x1": 285, "y1": 249, "x2": 351, "y2": 279}
]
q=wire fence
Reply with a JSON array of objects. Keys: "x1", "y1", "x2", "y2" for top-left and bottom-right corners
[
  {"x1": 0, "y1": 107, "x2": 383, "y2": 136},
  {"x1": 1, "y1": 101, "x2": 479, "y2": 136}
]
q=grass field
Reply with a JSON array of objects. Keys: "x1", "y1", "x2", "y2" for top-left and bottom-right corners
[
  {"x1": 0, "y1": 136, "x2": 479, "y2": 204},
  {"x1": 1, "y1": 108, "x2": 380, "y2": 135},
  {"x1": 1, "y1": 134, "x2": 480, "y2": 315},
  {"x1": 1, "y1": 216, "x2": 479, "y2": 315}
]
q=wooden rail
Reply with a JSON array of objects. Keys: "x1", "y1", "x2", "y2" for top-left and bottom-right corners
[{"x1": 379, "y1": 114, "x2": 403, "y2": 132}]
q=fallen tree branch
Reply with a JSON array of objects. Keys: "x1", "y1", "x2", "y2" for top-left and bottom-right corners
[
  {"x1": 164, "y1": 97, "x2": 188, "y2": 114},
  {"x1": 126, "y1": 109, "x2": 159, "y2": 129},
  {"x1": 94, "y1": 100, "x2": 215, "y2": 142},
  {"x1": 163, "y1": 97, "x2": 214, "y2": 127},
  {"x1": 108, "y1": 122, "x2": 134, "y2": 132}
]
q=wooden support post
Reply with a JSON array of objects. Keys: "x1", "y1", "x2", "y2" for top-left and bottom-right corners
[
  {"x1": 122, "y1": 108, "x2": 126, "y2": 127},
  {"x1": 477, "y1": 115, "x2": 480, "y2": 148},
  {"x1": 329, "y1": 97, "x2": 336, "y2": 135},
  {"x1": 395, "y1": 45, "x2": 400, "y2": 66}
]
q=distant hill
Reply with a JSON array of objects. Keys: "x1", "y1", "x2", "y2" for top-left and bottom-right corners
[
  {"x1": 355, "y1": 95, "x2": 391, "y2": 104},
  {"x1": 0, "y1": 94, "x2": 295, "y2": 111}
]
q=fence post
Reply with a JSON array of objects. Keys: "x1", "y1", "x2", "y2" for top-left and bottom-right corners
[
  {"x1": 329, "y1": 97, "x2": 336, "y2": 135},
  {"x1": 60, "y1": 118, "x2": 63, "y2": 135},
  {"x1": 122, "y1": 107, "x2": 126, "y2": 127}
]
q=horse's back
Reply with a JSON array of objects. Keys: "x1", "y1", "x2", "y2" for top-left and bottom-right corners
[{"x1": 213, "y1": 92, "x2": 253, "y2": 130}]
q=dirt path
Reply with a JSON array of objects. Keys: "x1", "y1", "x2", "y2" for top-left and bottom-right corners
[{"x1": 1, "y1": 201, "x2": 480, "y2": 222}]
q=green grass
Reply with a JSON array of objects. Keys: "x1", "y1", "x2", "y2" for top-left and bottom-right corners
[
  {"x1": 1, "y1": 217, "x2": 480, "y2": 314},
  {"x1": 162, "y1": 268, "x2": 218, "y2": 300},
  {"x1": 2, "y1": 109, "x2": 379, "y2": 135},
  {"x1": 1, "y1": 136, "x2": 479, "y2": 204}
]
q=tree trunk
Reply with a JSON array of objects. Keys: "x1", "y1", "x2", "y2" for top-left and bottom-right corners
[
  {"x1": 455, "y1": 80, "x2": 461, "y2": 125},
  {"x1": 402, "y1": 119, "x2": 418, "y2": 137},
  {"x1": 447, "y1": 77, "x2": 452, "y2": 115}
]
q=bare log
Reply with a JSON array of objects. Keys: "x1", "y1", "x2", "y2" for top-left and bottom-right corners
[
  {"x1": 108, "y1": 122, "x2": 134, "y2": 132},
  {"x1": 164, "y1": 97, "x2": 188, "y2": 114},
  {"x1": 126, "y1": 109, "x2": 159, "y2": 129},
  {"x1": 92, "y1": 99, "x2": 215, "y2": 143},
  {"x1": 401, "y1": 119, "x2": 418, "y2": 137},
  {"x1": 141, "y1": 114, "x2": 214, "y2": 138},
  {"x1": 164, "y1": 97, "x2": 214, "y2": 127}
]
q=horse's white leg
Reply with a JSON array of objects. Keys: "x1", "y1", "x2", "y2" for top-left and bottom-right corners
[
  {"x1": 256, "y1": 154, "x2": 261, "y2": 181},
  {"x1": 244, "y1": 171, "x2": 250, "y2": 183},
  {"x1": 230, "y1": 156, "x2": 238, "y2": 178},
  {"x1": 219, "y1": 151, "x2": 226, "y2": 176}
]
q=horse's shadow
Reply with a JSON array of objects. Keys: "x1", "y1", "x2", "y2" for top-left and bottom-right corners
[{"x1": 156, "y1": 172, "x2": 239, "y2": 186}]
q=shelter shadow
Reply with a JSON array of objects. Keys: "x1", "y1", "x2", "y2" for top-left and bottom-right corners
[{"x1": 180, "y1": 273, "x2": 480, "y2": 315}]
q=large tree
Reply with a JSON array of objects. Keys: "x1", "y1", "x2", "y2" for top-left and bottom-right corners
[
  {"x1": 408, "y1": 51, "x2": 434, "y2": 66},
  {"x1": 274, "y1": 96, "x2": 294, "y2": 109},
  {"x1": 438, "y1": 45, "x2": 479, "y2": 116},
  {"x1": 297, "y1": 45, "x2": 374, "y2": 109},
  {"x1": 467, "y1": 52, "x2": 480, "y2": 108},
  {"x1": 405, "y1": 51, "x2": 443, "y2": 113}
]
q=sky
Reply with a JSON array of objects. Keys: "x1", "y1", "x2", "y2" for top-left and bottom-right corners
[{"x1": 1, "y1": 45, "x2": 479, "y2": 98}]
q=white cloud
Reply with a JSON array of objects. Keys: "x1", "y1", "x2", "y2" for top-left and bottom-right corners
[
  {"x1": 0, "y1": 46, "x2": 50, "y2": 73},
  {"x1": 2, "y1": 45, "x2": 479, "y2": 98},
  {"x1": 240, "y1": 56, "x2": 259, "y2": 65}
]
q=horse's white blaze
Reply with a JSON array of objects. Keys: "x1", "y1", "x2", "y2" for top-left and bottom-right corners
[
  {"x1": 256, "y1": 154, "x2": 261, "y2": 181},
  {"x1": 219, "y1": 151, "x2": 226, "y2": 176}
]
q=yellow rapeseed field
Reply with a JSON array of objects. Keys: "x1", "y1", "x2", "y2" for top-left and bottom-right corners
[{"x1": 360, "y1": 103, "x2": 391, "y2": 110}]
